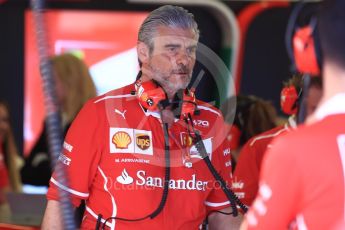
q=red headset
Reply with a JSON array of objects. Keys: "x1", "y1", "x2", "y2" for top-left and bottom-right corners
[
  {"x1": 135, "y1": 79, "x2": 197, "y2": 119},
  {"x1": 283, "y1": 3, "x2": 321, "y2": 117},
  {"x1": 287, "y1": 3, "x2": 322, "y2": 76},
  {"x1": 293, "y1": 24, "x2": 320, "y2": 75},
  {"x1": 280, "y1": 85, "x2": 300, "y2": 115},
  {"x1": 135, "y1": 80, "x2": 168, "y2": 111}
]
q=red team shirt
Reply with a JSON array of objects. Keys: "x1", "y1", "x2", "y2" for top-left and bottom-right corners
[
  {"x1": 0, "y1": 144, "x2": 9, "y2": 188},
  {"x1": 245, "y1": 93, "x2": 345, "y2": 230},
  {"x1": 233, "y1": 117, "x2": 296, "y2": 206},
  {"x1": 47, "y1": 84, "x2": 233, "y2": 230}
]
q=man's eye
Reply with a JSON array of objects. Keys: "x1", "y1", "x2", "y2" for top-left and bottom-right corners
[
  {"x1": 168, "y1": 47, "x2": 177, "y2": 53},
  {"x1": 187, "y1": 47, "x2": 196, "y2": 55}
]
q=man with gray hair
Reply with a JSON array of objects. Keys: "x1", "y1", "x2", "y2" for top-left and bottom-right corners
[{"x1": 42, "y1": 5, "x2": 241, "y2": 229}]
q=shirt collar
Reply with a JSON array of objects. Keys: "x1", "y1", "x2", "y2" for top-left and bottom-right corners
[
  {"x1": 315, "y1": 93, "x2": 345, "y2": 121},
  {"x1": 145, "y1": 109, "x2": 161, "y2": 119},
  {"x1": 140, "y1": 104, "x2": 179, "y2": 123}
]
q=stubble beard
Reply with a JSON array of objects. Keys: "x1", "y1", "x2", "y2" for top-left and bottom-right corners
[{"x1": 149, "y1": 64, "x2": 192, "y2": 98}]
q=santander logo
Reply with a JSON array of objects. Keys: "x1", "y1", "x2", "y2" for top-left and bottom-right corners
[
  {"x1": 116, "y1": 169, "x2": 208, "y2": 191},
  {"x1": 116, "y1": 169, "x2": 134, "y2": 185}
]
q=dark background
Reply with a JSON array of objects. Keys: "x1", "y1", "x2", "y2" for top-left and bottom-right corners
[{"x1": 0, "y1": 0, "x2": 294, "y2": 153}]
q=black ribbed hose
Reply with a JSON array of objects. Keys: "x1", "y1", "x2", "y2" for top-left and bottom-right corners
[{"x1": 30, "y1": 0, "x2": 76, "y2": 229}]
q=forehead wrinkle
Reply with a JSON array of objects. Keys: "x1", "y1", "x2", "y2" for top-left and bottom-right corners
[{"x1": 155, "y1": 36, "x2": 197, "y2": 50}]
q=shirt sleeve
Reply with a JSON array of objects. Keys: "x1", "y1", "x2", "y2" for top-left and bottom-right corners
[
  {"x1": 0, "y1": 163, "x2": 9, "y2": 188},
  {"x1": 0, "y1": 147, "x2": 9, "y2": 188},
  {"x1": 245, "y1": 135, "x2": 301, "y2": 229},
  {"x1": 46, "y1": 100, "x2": 102, "y2": 207},
  {"x1": 233, "y1": 138, "x2": 260, "y2": 207},
  {"x1": 205, "y1": 114, "x2": 233, "y2": 213}
]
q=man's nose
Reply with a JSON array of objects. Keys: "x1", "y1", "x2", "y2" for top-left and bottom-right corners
[{"x1": 176, "y1": 50, "x2": 190, "y2": 66}]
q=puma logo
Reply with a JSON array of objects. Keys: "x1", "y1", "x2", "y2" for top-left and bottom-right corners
[{"x1": 115, "y1": 109, "x2": 127, "y2": 119}]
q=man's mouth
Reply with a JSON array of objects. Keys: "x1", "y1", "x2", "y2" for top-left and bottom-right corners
[
  {"x1": 173, "y1": 66, "x2": 189, "y2": 75},
  {"x1": 173, "y1": 71, "x2": 189, "y2": 76}
]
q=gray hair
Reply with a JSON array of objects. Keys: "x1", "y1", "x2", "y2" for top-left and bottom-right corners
[{"x1": 138, "y1": 5, "x2": 199, "y2": 52}]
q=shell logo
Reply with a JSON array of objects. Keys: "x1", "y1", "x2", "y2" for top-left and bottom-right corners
[{"x1": 112, "y1": 131, "x2": 131, "y2": 149}]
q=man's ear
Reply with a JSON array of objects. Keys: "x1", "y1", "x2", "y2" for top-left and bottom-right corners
[{"x1": 137, "y1": 41, "x2": 150, "y2": 64}]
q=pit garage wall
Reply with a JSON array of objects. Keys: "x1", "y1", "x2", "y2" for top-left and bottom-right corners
[{"x1": 0, "y1": 0, "x2": 295, "y2": 154}]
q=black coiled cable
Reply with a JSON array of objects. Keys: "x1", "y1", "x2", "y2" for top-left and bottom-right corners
[
  {"x1": 31, "y1": 0, "x2": 76, "y2": 229},
  {"x1": 149, "y1": 121, "x2": 170, "y2": 219},
  {"x1": 186, "y1": 114, "x2": 248, "y2": 215},
  {"x1": 98, "y1": 106, "x2": 171, "y2": 229}
]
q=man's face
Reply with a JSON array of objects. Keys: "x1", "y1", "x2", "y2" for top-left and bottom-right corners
[{"x1": 145, "y1": 26, "x2": 198, "y2": 95}]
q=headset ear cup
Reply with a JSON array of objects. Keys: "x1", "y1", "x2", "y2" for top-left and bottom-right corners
[
  {"x1": 136, "y1": 80, "x2": 197, "y2": 118},
  {"x1": 281, "y1": 86, "x2": 299, "y2": 115},
  {"x1": 181, "y1": 89, "x2": 197, "y2": 117},
  {"x1": 173, "y1": 89, "x2": 197, "y2": 119},
  {"x1": 293, "y1": 25, "x2": 321, "y2": 75},
  {"x1": 172, "y1": 89, "x2": 197, "y2": 119},
  {"x1": 135, "y1": 80, "x2": 168, "y2": 111}
]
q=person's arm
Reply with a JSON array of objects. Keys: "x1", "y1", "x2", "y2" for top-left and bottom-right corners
[
  {"x1": 240, "y1": 134, "x2": 301, "y2": 230},
  {"x1": 232, "y1": 138, "x2": 259, "y2": 207},
  {"x1": 42, "y1": 100, "x2": 101, "y2": 228},
  {"x1": 208, "y1": 207, "x2": 243, "y2": 230},
  {"x1": 205, "y1": 110, "x2": 241, "y2": 229},
  {"x1": 239, "y1": 219, "x2": 248, "y2": 230},
  {"x1": 41, "y1": 200, "x2": 63, "y2": 230}
]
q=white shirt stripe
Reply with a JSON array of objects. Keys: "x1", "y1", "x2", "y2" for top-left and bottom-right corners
[
  {"x1": 204, "y1": 200, "x2": 230, "y2": 207},
  {"x1": 94, "y1": 94, "x2": 135, "y2": 103},
  {"x1": 198, "y1": 105, "x2": 221, "y2": 116},
  {"x1": 249, "y1": 116, "x2": 296, "y2": 146},
  {"x1": 50, "y1": 177, "x2": 89, "y2": 197},
  {"x1": 249, "y1": 128, "x2": 287, "y2": 146},
  {"x1": 296, "y1": 214, "x2": 308, "y2": 230},
  {"x1": 98, "y1": 166, "x2": 116, "y2": 230}
]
